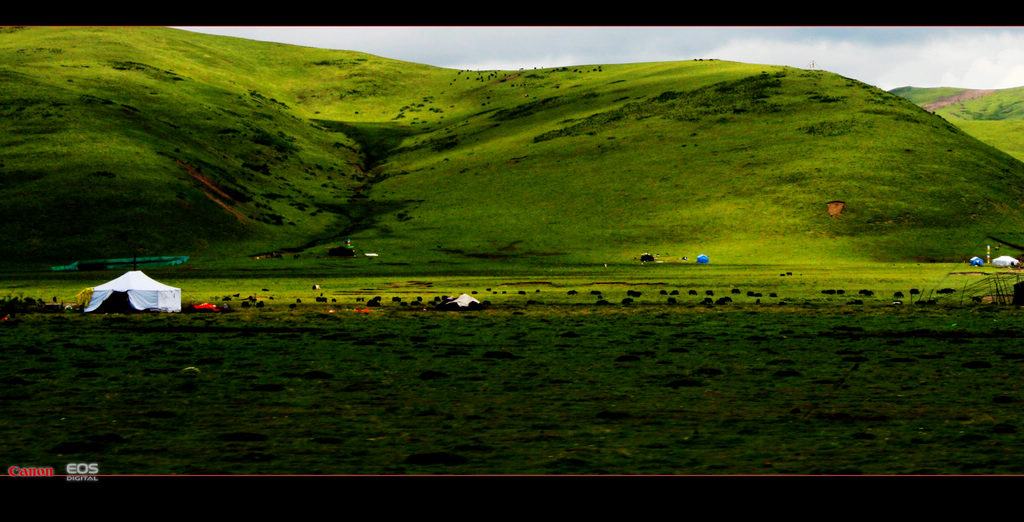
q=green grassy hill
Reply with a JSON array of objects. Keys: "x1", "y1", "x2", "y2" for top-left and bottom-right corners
[
  {"x1": 891, "y1": 85, "x2": 1024, "y2": 159},
  {"x1": 4, "y1": 27, "x2": 1024, "y2": 269},
  {"x1": 892, "y1": 85, "x2": 1024, "y2": 121},
  {"x1": 891, "y1": 84, "x2": 1024, "y2": 252}
]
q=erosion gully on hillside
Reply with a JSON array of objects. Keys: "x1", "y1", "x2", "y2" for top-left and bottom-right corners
[{"x1": 161, "y1": 119, "x2": 419, "y2": 259}]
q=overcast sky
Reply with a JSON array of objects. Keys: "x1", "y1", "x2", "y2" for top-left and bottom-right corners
[{"x1": 175, "y1": 26, "x2": 1024, "y2": 92}]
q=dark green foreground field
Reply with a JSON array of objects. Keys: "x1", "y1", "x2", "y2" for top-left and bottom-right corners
[{"x1": 3, "y1": 263, "x2": 1024, "y2": 475}]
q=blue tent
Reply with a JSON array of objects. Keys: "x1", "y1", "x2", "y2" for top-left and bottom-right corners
[
  {"x1": 696, "y1": 254, "x2": 710, "y2": 264},
  {"x1": 969, "y1": 256, "x2": 984, "y2": 266}
]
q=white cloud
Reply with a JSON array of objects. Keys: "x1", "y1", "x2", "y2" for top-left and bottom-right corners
[{"x1": 848, "y1": 30, "x2": 1024, "y2": 90}]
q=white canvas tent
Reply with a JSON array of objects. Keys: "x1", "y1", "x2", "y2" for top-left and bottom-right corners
[
  {"x1": 83, "y1": 271, "x2": 181, "y2": 313},
  {"x1": 436, "y1": 293, "x2": 482, "y2": 311},
  {"x1": 991, "y1": 256, "x2": 1021, "y2": 267}
]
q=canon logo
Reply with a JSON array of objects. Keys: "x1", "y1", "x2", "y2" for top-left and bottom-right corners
[{"x1": 8, "y1": 465, "x2": 55, "y2": 477}]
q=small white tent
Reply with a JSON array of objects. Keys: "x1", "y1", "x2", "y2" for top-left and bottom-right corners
[
  {"x1": 436, "y1": 293, "x2": 482, "y2": 311},
  {"x1": 991, "y1": 256, "x2": 1021, "y2": 267},
  {"x1": 84, "y1": 271, "x2": 181, "y2": 313}
]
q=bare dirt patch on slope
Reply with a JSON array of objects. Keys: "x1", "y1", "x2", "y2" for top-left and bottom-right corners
[{"x1": 922, "y1": 89, "x2": 998, "y2": 112}]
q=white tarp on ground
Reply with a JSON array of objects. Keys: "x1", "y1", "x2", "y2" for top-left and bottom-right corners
[
  {"x1": 992, "y1": 256, "x2": 1021, "y2": 267},
  {"x1": 84, "y1": 271, "x2": 181, "y2": 312}
]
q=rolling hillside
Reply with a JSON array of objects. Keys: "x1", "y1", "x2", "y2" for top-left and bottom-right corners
[
  {"x1": 4, "y1": 26, "x2": 1024, "y2": 269},
  {"x1": 891, "y1": 85, "x2": 1024, "y2": 120},
  {"x1": 892, "y1": 85, "x2": 1024, "y2": 162},
  {"x1": 891, "y1": 85, "x2": 1024, "y2": 252}
]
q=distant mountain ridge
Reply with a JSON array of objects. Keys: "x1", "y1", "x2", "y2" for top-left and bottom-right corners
[
  {"x1": 891, "y1": 85, "x2": 1024, "y2": 173},
  {"x1": 891, "y1": 85, "x2": 1024, "y2": 120}
]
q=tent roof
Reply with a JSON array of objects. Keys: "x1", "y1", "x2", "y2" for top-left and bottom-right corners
[
  {"x1": 446, "y1": 293, "x2": 479, "y2": 307},
  {"x1": 455, "y1": 293, "x2": 479, "y2": 305},
  {"x1": 437, "y1": 293, "x2": 482, "y2": 310},
  {"x1": 93, "y1": 271, "x2": 179, "y2": 291}
]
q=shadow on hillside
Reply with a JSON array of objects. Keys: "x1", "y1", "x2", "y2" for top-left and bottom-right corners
[{"x1": 312, "y1": 119, "x2": 416, "y2": 173}]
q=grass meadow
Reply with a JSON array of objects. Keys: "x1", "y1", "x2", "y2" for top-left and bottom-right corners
[{"x1": 3, "y1": 261, "x2": 1024, "y2": 475}]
